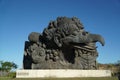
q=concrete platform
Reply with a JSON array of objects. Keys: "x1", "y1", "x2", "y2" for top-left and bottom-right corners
[{"x1": 16, "y1": 69, "x2": 111, "y2": 78}]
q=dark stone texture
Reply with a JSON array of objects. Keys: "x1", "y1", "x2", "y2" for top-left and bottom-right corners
[{"x1": 23, "y1": 17, "x2": 105, "y2": 69}]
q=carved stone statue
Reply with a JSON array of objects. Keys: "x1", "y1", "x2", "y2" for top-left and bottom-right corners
[{"x1": 23, "y1": 17, "x2": 105, "y2": 69}]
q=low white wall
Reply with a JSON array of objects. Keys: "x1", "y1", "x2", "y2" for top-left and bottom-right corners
[{"x1": 16, "y1": 69, "x2": 111, "y2": 78}]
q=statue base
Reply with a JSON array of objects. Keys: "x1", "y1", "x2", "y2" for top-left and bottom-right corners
[{"x1": 16, "y1": 69, "x2": 111, "y2": 78}]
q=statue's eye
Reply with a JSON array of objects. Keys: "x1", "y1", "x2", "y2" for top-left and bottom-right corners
[{"x1": 82, "y1": 32, "x2": 86, "y2": 36}]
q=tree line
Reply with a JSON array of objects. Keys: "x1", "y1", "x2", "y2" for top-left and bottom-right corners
[{"x1": 0, "y1": 61, "x2": 17, "y2": 72}]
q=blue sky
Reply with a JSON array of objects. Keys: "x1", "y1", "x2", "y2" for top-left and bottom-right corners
[{"x1": 0, "y1": 0, "x2": 120, "y2": 69}]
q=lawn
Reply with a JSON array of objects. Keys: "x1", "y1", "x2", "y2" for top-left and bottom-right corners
[{"x1": 0, "y1": 77, "x2": 119, "y2": 80}]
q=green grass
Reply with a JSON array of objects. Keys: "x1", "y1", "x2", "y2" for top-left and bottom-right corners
[
  {"x1": 0, "y1": 77, "x2": 119, "y2": 80},
  {"x1": 0, "y1": 77, "x2": 12, "y2": 80}
]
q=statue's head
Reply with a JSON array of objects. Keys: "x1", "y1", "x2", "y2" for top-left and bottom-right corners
[{"x1": 43, "y1": 17, "x2": 104, "y2": 48}]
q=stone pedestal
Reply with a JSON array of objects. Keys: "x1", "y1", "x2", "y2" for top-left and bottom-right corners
[{"x1": 16, "y1": 69, "x2": 111, "y2": 78}]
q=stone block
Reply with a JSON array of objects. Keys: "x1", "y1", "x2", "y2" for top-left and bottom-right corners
[{"x1": 16, "y1": 69, "x2": 111, "y2": 78}]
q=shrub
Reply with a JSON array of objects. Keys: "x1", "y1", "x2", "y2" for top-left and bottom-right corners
[{"x1": 7, "y1": 72, "x2": 16, "y2": 78}]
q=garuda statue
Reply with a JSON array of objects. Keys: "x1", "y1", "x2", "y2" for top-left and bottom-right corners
[{"x1": 23, "y1": 17, "x2": 105, "y2": 69}]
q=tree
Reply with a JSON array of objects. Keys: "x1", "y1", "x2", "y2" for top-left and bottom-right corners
[
  {"x1": 0, "y1": 61, "x2": 3, "y2": 71},
  {"x1": 0, "y1": 61, "x2": 17, "y2": 72},
  {"x1": 115, "y1": 60, "x2": 120, "y2": 66}
]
